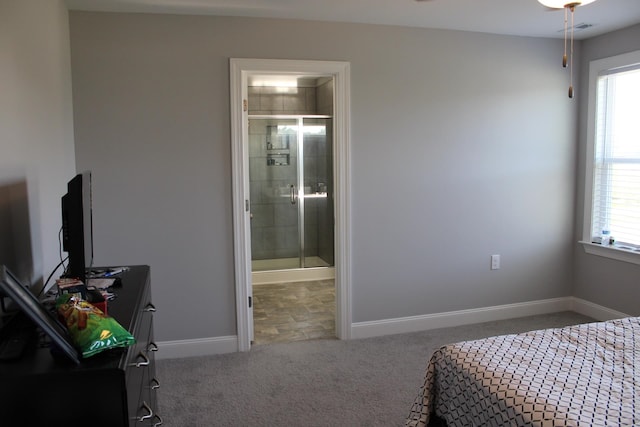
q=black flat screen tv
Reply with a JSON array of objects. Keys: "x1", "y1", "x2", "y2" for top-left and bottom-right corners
[
  {"x1": 0, "y1": 265, "x2": 80, "y2": 364},
  {"x1": 61, "y1": 171, "x2": 93, "y2": 284}
]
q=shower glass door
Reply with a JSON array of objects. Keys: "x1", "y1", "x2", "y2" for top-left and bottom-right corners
[
  {"x1": 249, "y1": 116, "x2": 334, "y2": 272},
  {"x1": 249, "y1": 118, "x2": 300, "y2": 271},
  {"x1": 302, "y1": 117, "x2": 334, "y2": 268}
]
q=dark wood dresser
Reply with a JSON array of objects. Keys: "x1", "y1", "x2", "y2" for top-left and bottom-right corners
[{"x1": 0, "y1": 265, "x2": 161, "y2": 426}]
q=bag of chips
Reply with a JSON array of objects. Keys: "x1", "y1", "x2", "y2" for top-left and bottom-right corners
[{"x1": 56, "y1": 294, "x2": 136, "y2": 358}]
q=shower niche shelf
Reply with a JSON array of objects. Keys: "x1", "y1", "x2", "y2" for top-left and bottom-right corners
[
  {"x1": 266, "y1": 125, "x2": 291, "y2": 165},
  {"x1": 266, "y1": 152, "x2": 290, "y2": 166}
]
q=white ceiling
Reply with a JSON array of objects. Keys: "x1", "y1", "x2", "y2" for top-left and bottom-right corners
[{"x1": 65, "y1": 0, "x2": 640, "y2": 40}]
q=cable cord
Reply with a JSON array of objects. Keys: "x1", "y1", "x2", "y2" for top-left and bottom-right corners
[
  {"x1": 58, "y1": 226, "x2": 68, "y2": 276},
  {"x1": 37, "y1": 256, "x2": 68, "y2": 299},
  {"x1": 39, "y1": 226, "x2": 69, "y2": 299}
]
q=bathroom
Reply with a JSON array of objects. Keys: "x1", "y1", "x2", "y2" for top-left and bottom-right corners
[{"x1": 247, "y1": 76, "x2": 336, "y2": 344}]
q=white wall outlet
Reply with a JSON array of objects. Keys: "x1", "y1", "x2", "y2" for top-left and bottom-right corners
[{"x1": 491, "y1": 254, "x2": 501, "y2": 270}]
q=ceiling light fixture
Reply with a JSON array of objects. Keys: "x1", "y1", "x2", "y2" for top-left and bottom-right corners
[{"x1": 538, "y1": 0, "x2": 597, "y2": 98}]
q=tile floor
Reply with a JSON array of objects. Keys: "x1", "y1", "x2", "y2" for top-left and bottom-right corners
[{"x1": 252, "y1": 279, "x2": 335, "y2": 345}]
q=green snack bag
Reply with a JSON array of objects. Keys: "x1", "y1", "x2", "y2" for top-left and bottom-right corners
[{"x1": 56, "y1": 294, "x2": 136, "y2": 358}]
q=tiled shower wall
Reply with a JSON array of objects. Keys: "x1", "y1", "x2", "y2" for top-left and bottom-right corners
[
  {"x1": 248, "y1": 80, "x2": 334, "y2": 266},
  {"x1": 248, "y1": 78, "x2": 333, "y2": 116},
  {"x1": 305, "y1": 119, "x2": 334, "y2": 265}
]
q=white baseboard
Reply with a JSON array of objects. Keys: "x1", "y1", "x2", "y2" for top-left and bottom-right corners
[
  {"x1": 351, "y1": 297, "x2": 575, "y2": 339},
  {"x1": 155, "y1": 335, "x2": 238, "y2": 360},
  {"x1": 569, "y1": 297, "x2": 630, "y2": 321},
  {"x1": 155, "y1": 297, "x2": 630, "y2": 358}
]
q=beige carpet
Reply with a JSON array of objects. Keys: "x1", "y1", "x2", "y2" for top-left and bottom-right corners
[{"x1": 156, "y1": 311, "x2": 594, "y2": 427}]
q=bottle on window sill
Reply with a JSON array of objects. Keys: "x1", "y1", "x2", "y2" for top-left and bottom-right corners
[{"x1": 601, "y1": 230, "x2": 613, "y2": 246}]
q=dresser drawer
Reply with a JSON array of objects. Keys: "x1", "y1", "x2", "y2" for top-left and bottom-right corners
[
  {"x1": 129, "y1": 326, "x2": 161, "y2": 425},
  {"x1": 125, "y1": 281, "x2": 160, "y2": 426}
]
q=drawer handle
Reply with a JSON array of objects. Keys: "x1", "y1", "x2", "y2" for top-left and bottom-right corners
[
  {"x1": 148, "y1": 342, "x2": 159, "y2": 352},
  {"x1": 137, "y1": 401, "x2": 154, "y2": 422},
  {"x1": 151, "y1": 377, "x2": 161, "y2": 390},
  {"x1": 130, "y1": 351, "x2": 150, "y2": 368},
  {"x1": 153, "y1": 414, "x2": 164, "y2": 426},
  {"x1": 144, "y1": 303, "x2": 157, "y2": 312}
]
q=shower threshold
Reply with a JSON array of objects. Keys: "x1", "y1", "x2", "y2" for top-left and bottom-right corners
[{"x1": 251, "y1": 257, "x2": 334, "y2": 285}]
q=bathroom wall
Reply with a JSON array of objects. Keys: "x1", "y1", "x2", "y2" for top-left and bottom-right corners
[
  {"x1": 316, "y1": 79, "x2": 334, "y2": 116},
  {"x1": 247, "y1": 78, "x2": 333, "y2": 116},
  {"x1": 304, "y1": 118, "x2": 334, "y2": 266},
  {"x1": 248, "y1": 86, "x2": 316, "y2": 116}
]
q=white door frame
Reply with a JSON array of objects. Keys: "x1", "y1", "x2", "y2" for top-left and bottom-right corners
[{"x1": 230, "y1": 58, "x2": 352, "y2": 351}]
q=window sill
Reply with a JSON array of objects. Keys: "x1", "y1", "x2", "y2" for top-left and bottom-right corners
[{"x1": 579, "y1": 241, "x2": 640, "y2": 266}]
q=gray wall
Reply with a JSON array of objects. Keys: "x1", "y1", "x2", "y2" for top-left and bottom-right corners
[
  {"x1": 574, "y1": 24, "x2": 640, "y2": 316},
  {"x1": 0, "y1": 1, "x2": 76, "y2": 292},
  {"x1": 69, "y1": 12, "x2": 577, "y2": 342}
]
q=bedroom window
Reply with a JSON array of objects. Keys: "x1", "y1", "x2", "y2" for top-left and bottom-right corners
[{"x1": 582, "y1": 50, "x2": 640, "y2": 265}]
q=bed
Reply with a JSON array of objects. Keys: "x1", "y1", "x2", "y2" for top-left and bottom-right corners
[{"x1": 406, "y1": 316, "x2": 640, "y2": 426}]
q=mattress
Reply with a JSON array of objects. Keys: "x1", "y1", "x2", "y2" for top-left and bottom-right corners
[{"x1": 406, "y1": 316, "x2": 640, "y2": 426}]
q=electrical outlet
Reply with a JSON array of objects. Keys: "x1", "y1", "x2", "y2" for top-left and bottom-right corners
[{"x1": 491, "y1": 254, "x2": 501, "y2": 270}]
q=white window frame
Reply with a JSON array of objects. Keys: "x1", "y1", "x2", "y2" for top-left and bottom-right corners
[{"x1": 581, "y1": 49, "x2": 640, "y2": 265}]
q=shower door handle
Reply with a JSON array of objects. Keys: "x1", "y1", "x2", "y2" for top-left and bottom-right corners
[{"x1": 290, "y1": 185, "x2": 297, "y2": 205}]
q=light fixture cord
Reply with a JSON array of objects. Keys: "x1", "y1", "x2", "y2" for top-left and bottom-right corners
[
  {"x1": 569, "y1": 5, "x2": 575, "y2": 98},
  {"x1": 563, "y1": 6, "x2": 568, "y2": 68}
]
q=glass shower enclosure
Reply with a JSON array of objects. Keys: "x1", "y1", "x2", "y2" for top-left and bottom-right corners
[{"x1": 249, "y1": 116, "x2": 334, "y2": 272}]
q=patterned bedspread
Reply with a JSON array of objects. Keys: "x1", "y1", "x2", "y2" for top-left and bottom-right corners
[{"x1": 406, "y1": 317, "x2": 640, "y2": 426}]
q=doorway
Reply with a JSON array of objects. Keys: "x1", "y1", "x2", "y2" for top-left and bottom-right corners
[
  {"x1": 230, "y1": 59, "x2": 352, "y2": 351},
  {"x1": 249, "y1": 114, "x2": 335, "y2": 344}
]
